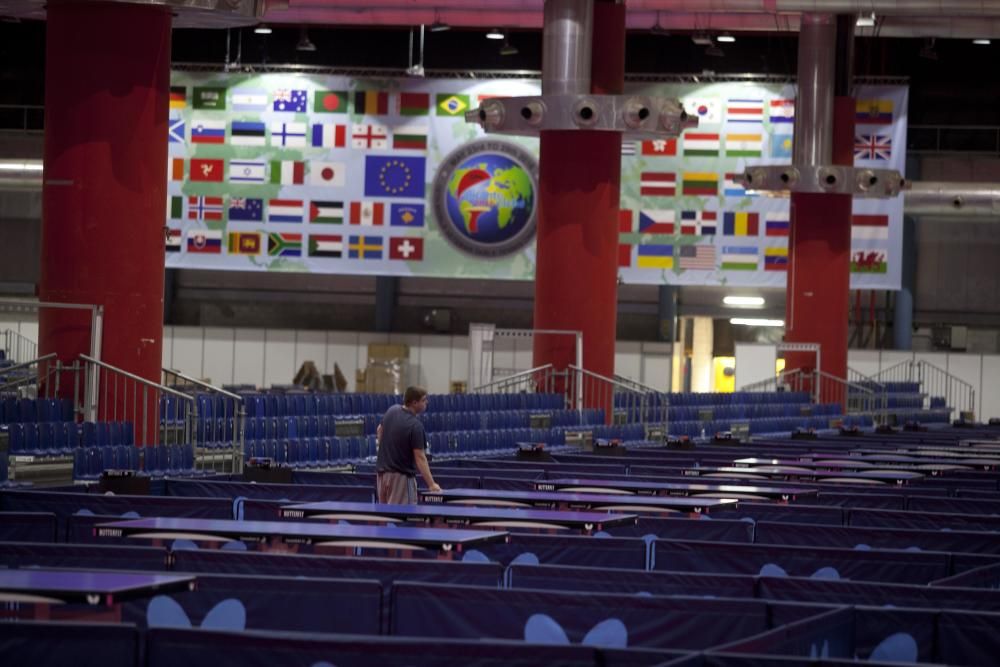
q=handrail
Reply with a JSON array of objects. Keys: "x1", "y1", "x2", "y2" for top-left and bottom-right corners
[
  {"x1": 612, "y1": 373, "x2": 666, "y2": 396},
  {"x1": 473, "y1": 363, "x2": 554, "y2": 393},
  {"x1": 847, "y1": 366, "x2": 886, "y2": 391},
  {"x1": 2, "y1": 329, "x2": 38, "y2": 364},
  {"x1": 569, "y1": 365, "x2": 645, "y2": 395},
  {"x1": 81, "y1": 355, "x2": 191, "y2": 401},
  {"x1": 162, "y1": 367, "x2": 243, "y2": 401},
  {"x1": 0, "y1": 352, "x2": 56, "y2": 377}
]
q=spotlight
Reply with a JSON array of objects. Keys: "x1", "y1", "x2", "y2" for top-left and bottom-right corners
[
  {"x1": 486, "y1": 28, "x2": 504, "y2": 40},
  {"x1": 716, "y1": 33, "x2": 736, "y2": 43},
  {"x1": 429, "y1": 21, "x2": 450, "y2": 33},
  {"x1": 973, "y1": 38, "x2": 991, "y2": 45},
  {"x1": 856, "y1": 13, "x2": 876, "y2": 28},
  {"x1": 499, "y1": 40, "x2": 518, "y2": 56}
]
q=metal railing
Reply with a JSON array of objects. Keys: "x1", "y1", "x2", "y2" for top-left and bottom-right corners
[
  {"x1": 569, "y1": 365, "x2": 668, "y2": 431},
  {"x1": 162, "y1": 368, "x2": 245, "y2": 474},
  {"x1": 81, "y1": 354, "x2": 196, "y2": 449},
  {"x1": 741, "y1": 367, "x2": 884, "y2": 420},
  {"x1": 870, "y1": 359, "x2": 975, "y2": 420},
  {"x1": 474, "y1": 364, "x2": 558, "y2": 395},
  {"x1": 739, "y1": 368, "x2": 809, "y2": 397},
  {"x1": 0, "y1": 352, "x2": 59, "y2": 400},
  {"x1": 1, "y1": 329, "x2": 37, "y2": 365}
]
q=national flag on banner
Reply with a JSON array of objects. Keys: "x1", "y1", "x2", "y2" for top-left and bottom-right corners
[
  {"x1": 638, "y1": 210, "x2": 674, "y2": 235},
  {"x1": 189, "y1": 158, "x2": 224, "y2": 182},
  {"x1": 389, "y1": 237, "x2": 424, "y2": 261},
  {"x1": 851, "y1": 249, "x2": 888, "y2": 273},
  {"x1": 309, "y1": 234, "x2": 344, "y2": 258},
  {"x1": 311, "y1": 123, "x2": 347, "y2": 148},
  {"x1": 165, "y1": 228, "x2": 182, "y2": 253},
  {"x1": 187, "y1": 229, "x2": 222, "y2": 254},
  {"x1": 168, "y1": 116, "x2": 185, "y2": 144},
  {"x1": 851, "y1": 214, "x2": 890, "y2": 240},
  {"x1": 314, "y1": 90, "x2": 349, "y2": 114},
  {"x1": 398, "y1": 92, "x2": 430, "y2": 116},
  {"x1": 268, "y1": 199, "x2": 305, "y2": 223},
  {"x1": 310, "y1": 161, "x2": 347, "y2": 187},
  {"x1": 190, "y1": 118, "x2": 226, "y2": 144},
  {"x1": 723, "y1": 211, "x2": 760, "y2": 236},
  {"x1": 168, "y1": 196, "x2": 184, "y2": 219},
  {"x1": 355, "y1": 90, "x2": 389, "y2": 116},
  {"x1": 392, "y1": 123, "x2": 428, "y2": 150},
  {"x1": 231, "y1": 88, "x2": 268, "y2": 111},
  {"x1": 856, "y1": 99, "x2": 893, "y2": 125},
  {"x1": 169, "y1": 86, "x2": 186, "y2": 110},
  {"x1": 193, "y1": 87, "x2": 226, "y2": 110},
  {"x1": 681, "y1": 172, "x2": 718, "y2": 196},
  {"x1": 621, "y1": 141, "x2": 636, "y2": 156},
  {"x1": 270, "y1": 160, "x2": 305, "y2": 185},
  {"x1": 187, "y1": 195, "x2": 224, "y2": 221},
  {"x1": 618, "y1": 209, "x2": 633, "y2": 233},
  {"x1": 348, "y1": 235, "x2": 383, "y2": 259},
  {"x1": 351, "y1": 124, "x2": 389, "y2": 149},
  {"x1": 764, "y1": 246, "x2": 789, "y2": 271},
  {"x1": 229, "y1": 160, "x2": 266, "y2": 184},
  {"x1": 268, "y1": 232, "x2": 302, "y2": 257},
  {"x1": 390, "y1": 203, "x2": 425, "y2": 227},
  {"x1": 230, "y1": 120, "x2": 266, "y2": 146},
  {"x1": 637, "y1": 244, "x2": 673, "y2": 269},
  {"x1": 854, "y1": 134, "x2": 892, "y2": 161},
  {"x1": 720, "y1": 245, "x2": 758, "y2": 271},
  {"x1": 617, "y1": 244, "x2": 632, "y2": 268},
  {"x1": 771, "y1": 135, "x2": 794, "y2": 158},
  {"x1": 683, "y1": 133, "x2": 720, "y2": 157},
  {"x1": 273, "y1": 89, "x2": 307, "y2": 113},
  {"x1": 679, "y1": 210, "x2": 718, "y2": 235},
  {"x1": 309, "y1": 200, "x2": 344, "y2": 224},
  {"x1": 678, "y1": 244, "x2": 717, "y2": 270},
  {"x1": 725, "y1": 133, "x2": 763, "y2": 157},
  {"x1": 364, "y1": 156, "x2": 425, "y2": 198},
  {"x1": 641, "y1": 138, "x2": 677, "y2": 156},
  {"x1": 726, "y1": 98, "x2": 764, "y2": 124},
  {"x1": 270, "y1": 122, "x2": 307, "y2": 147},
  {"x1": 770, "y1": 99, "x2": 795, "y2": 124},
  {"x1": 350, "y1": 201, "x2": 385, "y2": 226},
  {"x1": 227, "y1": 231, "x2": 262, "y2": 255},
  {"x1": 639, "y1": 172, "x2": 676, "y2": 196},
  {"x1": 683, "y1": 98, "x2": 721, "y2": 124},
  {"x1": 723, "y1": 172, "x2": 756, "y2": 197},
  {"x1": 228, "y1": 197, "x2": 264, "y2": 222},
  {"x1": 169, "y1": 158, "x2": 185, "y2": 181},
  {"x1": 765, "y1": 212, "x2": 790, "y2": 236},
  {"x1": 436, "y1": 93, "x2": 470, "y2": 116}
]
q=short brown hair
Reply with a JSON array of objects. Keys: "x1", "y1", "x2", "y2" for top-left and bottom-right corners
[{"x1": 403, "y1": 385, "x2": 428, "y2": 406}]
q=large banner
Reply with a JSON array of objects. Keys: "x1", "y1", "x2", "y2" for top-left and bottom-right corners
[{"x1": 166, "y1": 72, "x2": 906, "y2": 289}]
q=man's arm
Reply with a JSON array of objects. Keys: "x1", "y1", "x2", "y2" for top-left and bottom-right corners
[{"x1": 413, "y1": 448, "x2": 441, "y2": 492}]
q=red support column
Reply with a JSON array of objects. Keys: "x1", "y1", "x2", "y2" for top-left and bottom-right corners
[
  {"x1": 533, "y1": 1, "x2": 625, "y2": 414},
  {"x1": 785, "y1": 96, "x2": 856, "y2": 400},
  {"x1": 39, "y1": 1, "x2": 171, "y2": 436}
]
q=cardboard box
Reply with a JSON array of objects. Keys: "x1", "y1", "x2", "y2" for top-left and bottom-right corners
[{"x1": 368, "y1": 343, "x2": 409, "y2": 360}]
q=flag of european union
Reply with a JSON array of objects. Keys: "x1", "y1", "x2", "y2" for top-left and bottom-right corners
[{"x1": 364, "y1": 156, "x2": 425, "y2": 198}]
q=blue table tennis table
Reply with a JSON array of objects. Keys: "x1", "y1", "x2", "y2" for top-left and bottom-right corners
[
  {"x1": 534, "y1": 478, "x2": 817, "y2": 503},
  {"x1": 95, "y1": 517, "x2": 508, "y2": 558},
  {"x1": 681, "y1": 465, "x2": 925, "y2": 485},
  {"x1": 730, "y1": 457, "x2": 971, "y2": 475},
  {"x1": 278, "y1": 501, "x2": 637, "y2": 534},
  {"x1": 419, "y1": 488, "x2": 737, "y2": 516}
]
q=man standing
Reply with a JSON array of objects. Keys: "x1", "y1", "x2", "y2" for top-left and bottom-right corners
[{"x1": 375, "y1": 385, "x2": 441, "y2": 504}]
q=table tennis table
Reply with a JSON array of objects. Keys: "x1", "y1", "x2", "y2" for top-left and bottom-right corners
[
  {"x1": 419, "y1": 488, "x2": 737, "y2": 516},
  {"x1": 681, "y1": 466, "x2": 925, "y2": 485},
  {"x1": 533, "y1": 478, "x2": 817, "y2": 503}
]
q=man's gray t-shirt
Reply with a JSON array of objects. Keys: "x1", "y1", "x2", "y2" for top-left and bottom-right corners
[{"x1": 375, "y1": 404, "x2": 426, "y2": 476}]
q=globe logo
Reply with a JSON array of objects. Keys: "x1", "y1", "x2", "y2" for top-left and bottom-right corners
[{"x1": 432, "y1": 139, "x2": 538, "y2": 258}]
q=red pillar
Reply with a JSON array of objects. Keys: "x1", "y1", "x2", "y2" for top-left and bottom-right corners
[
  {"x1": 785, "y1": 96, "x2": 856, "y2": 401},
  {"x1": 533, "y1": 1, "x2": 625, "y2": 413},
  {"x1": 39, "y1": 1, "x2": 170, "y2": 434}
]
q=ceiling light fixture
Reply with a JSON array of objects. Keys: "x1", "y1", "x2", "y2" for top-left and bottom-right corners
[
  {"x1": 705, "y1": 44, "x2": 725, "y2": 58},
  {"x1": 253, "y1": 24, "x2": 272, "y2": 35},
  {"x1": 856, "y1": 13, "x2": 876, "y2": 28},
  {"x1": 716, "y1": 33, "x2": 736, "y2": 43},
  {"x1": 730, "y1": 318, "x2": 785, "y2": 327},
  {"x1": 296, "y1": 27, "x2": 316, "y2": 52},
  {"x1": 973, "y1": 38, "x2": 991, "y2": 45},
  {"x1": 499, "y1": 40, "x2": 519, "y2": 56},
  {"x1": 691, "y1": 34, "x2": 713, "y2": 46},
  {"x1": 486, "y1": 28, "x2": 505, "y2": 40},
  {"x1": 723, "y1": 296, "x2": 765, "y2": 307},
  {"x1": 650, "y1": 12, "x2": 670, "y2": 36},
  {"x1": 429, "y1": 21, "x2": 450, "y2": 32}
]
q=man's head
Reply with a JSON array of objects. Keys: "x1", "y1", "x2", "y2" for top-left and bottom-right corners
[{"x1": 403, "y1": 385, "x2": 429, "y2": 414}]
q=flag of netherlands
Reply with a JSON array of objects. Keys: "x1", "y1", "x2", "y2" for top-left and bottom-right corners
[
  {"x1": 726, "y1": 99, "x2": 764, "y2": 124},
  {"x1": 679, "y1": 210, "x2": 718, "y2": 236},
  {"x1": 764, "y1": 247, "x2": 789, "y2": 271},
  {"x1": 230, "y1": 120, "x2": 266, "y2": 146},
  {"x1": 641, "y1": 138, "x2": 677, "y2": 156},
  {"x1": 683, "y1": 133, "x2": 721, "y2": 157},
  {"x1": 389, "y1": 237, "x2": 424, "y2": 261},
  {"x1": 349, "y1": 201, "x2": 385, "y2": 226},
  {"x1": 770, "y1": 99, "x2": 795, "y2": 124},
  {"x1": 311, "y1": 123, "x2": 347, "y2": 148},
  {"x1": 231, "y1": 89, "x2": 268, "y2": 111},
  {"x1": 190, "y1": 118, "x2": 226, "y2": 144},
  {"x1": 638, "y1": 210, "x2": 675, "y2": 235},
  {"x1": 351, "y1": 124, "x2": 389, "y2": 149},
  {"x1": 270, "y1": 122, "x2": 307, "y2": 147},
  {"x1": 309, "y1": 235, "x2": 344, "y2": 258},
  {"x1": 720, "y1": 246, "x2": 759, "y2": 271},
  {"x1": 310, "y1": 201, "x2": 344, "y2": 224},
  {"x1": 268, "y1": 199, "x2": 305, "y2": 223},
  {"x1": 678, "y1": 245, "x2": 717, "y2": 270},
  {"x1": 723, "y1": 211, "x2": 760, "y2": 236},
  {"x1": 187, "y1": 229, "x2": 222, "y2": 253},
  {"x1": 229, "y1": 160, "x2": 266, "y2": 184},
  {"x1": 637, "y1": 244, "x2": 673, "y2": 269},
  {"x1": 392, "y1": 123, "x2": 428, "y2": 150},
  {"x1": 270, "y1": 161, "x2": 305, "y2": 185},
  {"x1": 851, "y1": 214, "x2": 890, "y2": 240},
  {"x1": 639, "y1": 172, "x2": 676, "y2": 196},
  {"x1": 725, "y1": 133, "x2": 763, "y2": 157},
  {"x1": 186, "y1": 196, "x2": 224, "y2": 221},
  {"x1": 854, "y1": 134, "x2": 892, "y2": 161},
  {"x1": 765, "y1": 212, "x2": 791, "y2": 237}
]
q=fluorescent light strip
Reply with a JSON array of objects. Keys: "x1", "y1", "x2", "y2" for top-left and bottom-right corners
[
  {"x1": 723, "y1": 296, "x2": 765, "y2": 307},
  {"x1": 730, "y1": 318, "x2": 785, "y2": 327},
  {"x1": 0, "y1": 162, "x2": 43, "y2": 171}
]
